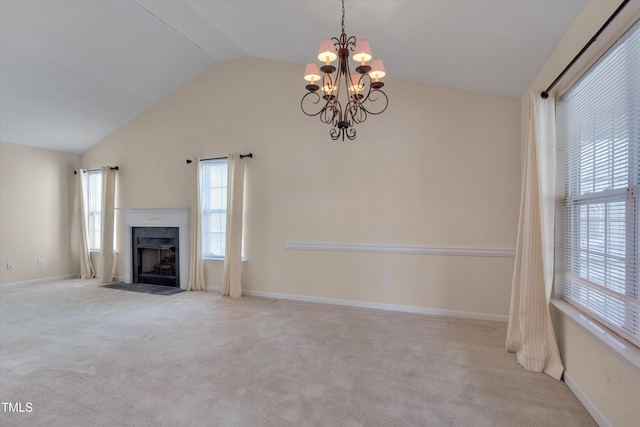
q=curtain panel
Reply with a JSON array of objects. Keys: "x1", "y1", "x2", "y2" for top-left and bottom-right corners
[
  {"x1": 506, "y1": 92, "x2": 564, "y2": 380},
  {"x1": 221, "y1": 153, "x2": 245, "y2": 298},
  {"x1": 76, "y1": 169, "x2": 95, "y2": 279},
  {"x1": 99, "y1": 166, "x2": 117, "y2": 283},
  {"x1": 188, "y1": 158, "x2": 206, "y2": 291}
]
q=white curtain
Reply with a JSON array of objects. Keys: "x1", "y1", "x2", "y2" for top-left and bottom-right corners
[
  {"x1": 506, "y1": 92, "x2": 564, "y2": 380},
  {"x1": 99, "y1": 166, "x2": 117, "y2": 283},
  {"x1": 188, "y1": 158, "x2": 206, "y2": 291},
  {"x1": 221, "y1": 153, "x2": 245, "y2": 298},
  {"x1": 76, "y1": 170, "x2": 95, "y2": 279}
]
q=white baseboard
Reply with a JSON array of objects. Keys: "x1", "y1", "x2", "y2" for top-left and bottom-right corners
[
  {"x1": 208, "y1": 287, "x2": 507, "y2": 322},
  {"x1": 564, "y1": 372, "x2": 610, "y2": 427},
  {"x1": 0, "y1": 273, "x2": 79, "y2": 289},
  {"x1": 2, "y1": 278, "x2": 507, "y2": 322}
]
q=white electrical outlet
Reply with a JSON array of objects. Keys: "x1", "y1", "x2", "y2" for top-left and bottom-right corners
[
  {"x1": 38, "y1": 259, "x2": 45, "y2": 268},
  {"x1": 382, "y1": 276, "x2": 389, "y2": 287},
  {"x1": 7, "y1": 262, "x2": 15, "y2": 271}
]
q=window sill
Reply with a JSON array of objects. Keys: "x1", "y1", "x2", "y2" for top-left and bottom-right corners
[{"x1": 551, "y1": 298, "x2": 640, "y2": 370}]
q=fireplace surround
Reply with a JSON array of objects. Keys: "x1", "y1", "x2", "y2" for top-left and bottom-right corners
[{"x1": 120, "y1": 208, "x2": 189, "y2": 289}]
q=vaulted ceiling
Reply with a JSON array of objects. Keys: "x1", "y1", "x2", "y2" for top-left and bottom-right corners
[{"x1": 0, "y1": 0, "x2": 587, "y2": 154}]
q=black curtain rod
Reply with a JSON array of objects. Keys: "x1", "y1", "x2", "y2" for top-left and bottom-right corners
[
  {"x1": 186, "y1": 153, "x2": 253, "y2": 164},
  {"x1": 73, "y1": 166, "x2": 119, "y2": 174},
  {"x1": 541, "y1": 0, "x2": 630, "y2": 99}
]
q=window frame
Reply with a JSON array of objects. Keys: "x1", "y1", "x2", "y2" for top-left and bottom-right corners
[
  {"x1": 200, "y1": 158, "x2": 229, "y2": 260},
  {"x1": 86, "y1": 170, "x2": 102, "y2": 252},
  {"x1": 557, "y1": 21, "x2": 640, "y2": 349}
]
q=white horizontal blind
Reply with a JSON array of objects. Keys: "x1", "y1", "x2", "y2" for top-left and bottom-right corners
[
  {"x1": 558, "y1": 22, "x2": 639, "y2": 348},
  {"x1": 200, "y1": 159, "x2": 228, "y2": 258},
  {"x1": 86, "y1": 170, "x2": 102, "y2": 251}
]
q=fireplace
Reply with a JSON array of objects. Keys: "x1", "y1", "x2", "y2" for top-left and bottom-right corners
[
  {"x1": 133, "y1": 227, "x2": 179, "y2": 287},
  {"x1": 120, "y1": 208, "x2": 190, "y2": 289}
]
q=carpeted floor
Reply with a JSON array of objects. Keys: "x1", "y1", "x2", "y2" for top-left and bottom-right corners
[{"x1": 0, "y1": 278, "x2": 595, "y2": 426}]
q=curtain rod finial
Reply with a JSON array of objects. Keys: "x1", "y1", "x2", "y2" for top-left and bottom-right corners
[{"x1": 541, "y1": 91, "x2": 549, "y2": 99}]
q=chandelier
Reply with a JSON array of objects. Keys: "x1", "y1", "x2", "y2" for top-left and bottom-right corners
[{"x1": 300, "y1": 0, "x2": 388, "y2": 141}]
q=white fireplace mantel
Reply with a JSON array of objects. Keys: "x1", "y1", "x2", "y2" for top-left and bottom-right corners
[{"x1": 119, "y1": 208, "x2": 190, "y2": 289}]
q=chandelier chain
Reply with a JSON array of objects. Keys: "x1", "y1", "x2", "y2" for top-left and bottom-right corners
[{"x1": 341, "y1": 0, "x2": 345, "y2": 35}]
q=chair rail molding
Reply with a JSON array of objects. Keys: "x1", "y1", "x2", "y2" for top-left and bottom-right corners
[{"x1": 284, "y1": 241, "x2": 515, "y2": 257}]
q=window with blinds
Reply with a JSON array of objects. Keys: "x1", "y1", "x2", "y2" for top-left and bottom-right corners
[
  {"x1": 200, "y1": 159, "x2": 228, "y2": 258},
  {"x1": 557, "y1": 21, "x2": 639, "y2": 348}
]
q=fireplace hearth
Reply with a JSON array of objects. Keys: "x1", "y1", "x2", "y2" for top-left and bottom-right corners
[{"x1": 132, "y1": 227, "x2": 179, "y2": 287}]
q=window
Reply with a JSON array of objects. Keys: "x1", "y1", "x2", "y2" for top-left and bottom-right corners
[
  {"x1": 558, "y1": 22, "x2": 639, "y2": 348},
  {"x1": 200, "y1": 159, "x2": 228, "y2": 258},
  {"x1": 86, "y1": 170, "x2": 102, "y2": 251}
]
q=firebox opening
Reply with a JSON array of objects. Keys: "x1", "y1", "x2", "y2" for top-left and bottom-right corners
[{"x1": 132, "y1": 227, "x2": 179, "y2": 287}]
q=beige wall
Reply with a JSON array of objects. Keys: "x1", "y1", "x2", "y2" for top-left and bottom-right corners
[
  {"x1": 551, "y1": 306, "x2": 640, "y2": 426},
  {"x1": 523, "y1": 1, "x2": 640, "y2": 426},
  {"x1": 0, "y1": 141, "x2": 79, "y2": 284},
  {"x1": 81, "y1": 55, "x2": 521, "y2": 317}
]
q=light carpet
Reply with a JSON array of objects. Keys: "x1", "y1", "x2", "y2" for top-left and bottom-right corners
[{"x1": 0, "y1": 278, "x2": 595, "y2": 426}]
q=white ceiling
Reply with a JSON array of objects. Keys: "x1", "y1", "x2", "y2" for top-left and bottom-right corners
[{"x1": 0, "y1": 0, "x2": 587, "y2": 154}]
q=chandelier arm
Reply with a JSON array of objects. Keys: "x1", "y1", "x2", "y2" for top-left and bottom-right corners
[
  {"x1": 345, "y1": 68, "x2": 368, "y2": 113},
  {"x1": 321, "y1": 100, "x2": 342, "y2": 126},
  {"x1": 355, "y1": 106, "x2": 368, "y2": 124},
  {"x1": 346, "y1": 100, "x2": 367, "y2": 125},
  {"x1": 345, "y1": 127, "x2": 356, "y2": 140},
  {"x1": 329, "y1": 126, "x2": 356, "y2": 142},
  {"x1": 360, "y1": 89, "x2": 389, "y2": 116},
  {"x1": 322, "y1": 72, "x2": 339, "y2": 103},
  {"x1": 301, "y1": 92, "x2": 331, "y2": 117},
  {"x1": 345, "y1": 35, "x2": 356, "y2": 51},
  {"x1": 319, "y1": 105, "x2": 335, "y2": 125}
]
